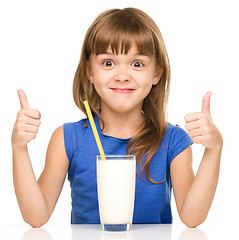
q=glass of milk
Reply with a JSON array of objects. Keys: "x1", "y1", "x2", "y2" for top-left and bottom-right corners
[{"x1": 96, "y1": 155, "x2": 136, "y2": 231}]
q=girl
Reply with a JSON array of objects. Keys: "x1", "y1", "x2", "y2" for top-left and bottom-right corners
[{"x1": 12, "y1": 8, "x2": 223, "y2": 228}]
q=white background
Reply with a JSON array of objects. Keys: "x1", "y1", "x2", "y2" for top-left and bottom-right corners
[{"x1": 0, "y1": 0, "x2": 238, "y2": 233}]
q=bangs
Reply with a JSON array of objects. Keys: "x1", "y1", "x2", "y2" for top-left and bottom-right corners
[{"x1": 86, "y1": 9, "x2": 158, "y2": 58}]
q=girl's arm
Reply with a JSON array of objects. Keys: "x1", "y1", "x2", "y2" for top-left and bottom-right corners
[
  {"x1": 12, "y1": 90, "x2": 68, "y2": 228},
  {"x1": 170, "y1": 92, "x2": 223, "y2": 228}
]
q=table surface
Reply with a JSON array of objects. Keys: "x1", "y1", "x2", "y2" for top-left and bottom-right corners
[{"x1": 0, "y1": 223, "x2": 234, "y2": 240}]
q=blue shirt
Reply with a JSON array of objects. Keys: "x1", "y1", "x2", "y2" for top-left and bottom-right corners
[{"x1": 63, "y1": 116, "x2": 193, "y2": 224}]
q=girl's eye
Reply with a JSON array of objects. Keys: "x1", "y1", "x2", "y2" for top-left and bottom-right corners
[
  {"x1": 103, "y1": 60, "x2": 115, "y2": 67},
  {"x1": 132, "y1": 61, "x2": 144, "y2": 68}
]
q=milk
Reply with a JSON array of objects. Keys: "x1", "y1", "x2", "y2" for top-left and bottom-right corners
[{"x1": 97, "y1": 155, "x2": 136, "y2": 230}]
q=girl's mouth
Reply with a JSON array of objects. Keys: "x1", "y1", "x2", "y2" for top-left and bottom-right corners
[{"x1": 110, "y1": 88, "x2": 135, "y2": 94}]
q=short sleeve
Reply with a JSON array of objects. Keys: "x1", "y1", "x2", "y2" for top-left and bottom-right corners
[
  {"x1": 63, "y1": 122, "x2": 77, "y2": 165},
  {"x1": 168, "y1": 125, "x2": 193, "y2": 164}
]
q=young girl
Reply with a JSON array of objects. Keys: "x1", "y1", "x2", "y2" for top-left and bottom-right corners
[{"x1": 12, "y1": 8, "x2": 223, "y2": 228}]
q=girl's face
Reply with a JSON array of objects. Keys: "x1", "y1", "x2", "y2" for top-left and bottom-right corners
[{"x1": 87, "y1": 43, "x2": 161, "y2": 115}]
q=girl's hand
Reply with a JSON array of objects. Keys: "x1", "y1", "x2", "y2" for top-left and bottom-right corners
[
  {"x1": 184, "y1": 92, "x2": 223, "y2": 151},
  {"x1": 12, "y1": 89, "x2": 41, "y2": 148}
]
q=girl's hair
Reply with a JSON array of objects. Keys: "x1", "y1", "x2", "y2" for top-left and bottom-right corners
[{"x1": 73, "y1": 8, "x2": 171, "y2": 184}]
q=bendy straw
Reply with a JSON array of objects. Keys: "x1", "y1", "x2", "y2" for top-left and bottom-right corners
[{"x1": 83, "y1": 100, "x2": 106, "y2": 160}]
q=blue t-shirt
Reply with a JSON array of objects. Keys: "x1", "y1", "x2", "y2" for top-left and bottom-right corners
[{"x1": 63, "y1": 116, "x2": 193, "y2": 224}]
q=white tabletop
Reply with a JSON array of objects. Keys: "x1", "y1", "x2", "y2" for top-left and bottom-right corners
[{"x1": 0, "y1": 223, "x2": 232, "y2": 240}]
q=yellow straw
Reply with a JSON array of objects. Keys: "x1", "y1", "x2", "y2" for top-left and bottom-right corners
[{"x1": 83, "y1": 100, "x2": 106, "y2": 160}]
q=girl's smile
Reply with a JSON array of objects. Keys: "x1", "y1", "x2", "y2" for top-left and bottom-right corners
[{"x1": 110, "y1": 88, "x2": 135, "y2": 94}]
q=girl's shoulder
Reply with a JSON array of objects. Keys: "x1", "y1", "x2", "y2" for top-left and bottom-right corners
[
  {"x1": 166, "y1": 123, "x2": 189, "y2": 140},
  {"x1": 63, "y1": 118, "x2": 89, "y2": 133},
  {"x1": 63, "y1": 118, "x2": 90, "y2": 142}
]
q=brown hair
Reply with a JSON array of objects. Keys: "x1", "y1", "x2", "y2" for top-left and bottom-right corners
[{"x1": 73, "y1": 8, "x2": 171, "y2": 184}]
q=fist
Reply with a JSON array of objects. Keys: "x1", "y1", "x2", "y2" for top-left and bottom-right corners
[
  {"x1": 185, "y1": 92, "x2": 223, "y2": 150},
  {"x1": 12, "y1": 89, "x2": 41, "y2": 148}
]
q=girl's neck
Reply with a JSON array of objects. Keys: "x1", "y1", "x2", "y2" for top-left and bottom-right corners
[{"x1": 99, "y1": 108, "x2": 144, "y2": 139}]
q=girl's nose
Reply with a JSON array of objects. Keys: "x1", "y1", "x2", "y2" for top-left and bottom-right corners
[{"x1": 114, "y1": 65, "x2": 130, "y2": 82}]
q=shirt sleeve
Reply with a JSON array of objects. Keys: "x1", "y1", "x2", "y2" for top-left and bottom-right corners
[
  {"x1": 168, "y1": 125, "x2": 193, "y2": 165},
  {"x1": 63, "y1": 122, "x2": 77, "y2": 165}
]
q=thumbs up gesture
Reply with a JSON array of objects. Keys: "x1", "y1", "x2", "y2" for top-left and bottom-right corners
[
  {"x1": 12, "y1": 90, "x2": 41, "y2": 148},
  {"x1": 185, "y1": 92, "x2": 223, "y2": 150}
]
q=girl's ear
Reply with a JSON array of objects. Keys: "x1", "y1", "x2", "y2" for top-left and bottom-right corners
[
  {"x1": 153, "y1": 67, "x2": 164, "y2": 85},
  {"x1": 86, "y1": 61, "x2": 94, "y2": 83}
]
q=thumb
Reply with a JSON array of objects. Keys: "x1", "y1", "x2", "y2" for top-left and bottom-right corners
[
  {"x1": 201, "y1": 91, "x2": 212, "y2": 114},
  {"x1": 17, "y1": 89, "x2": 30, "y2": 109}
]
